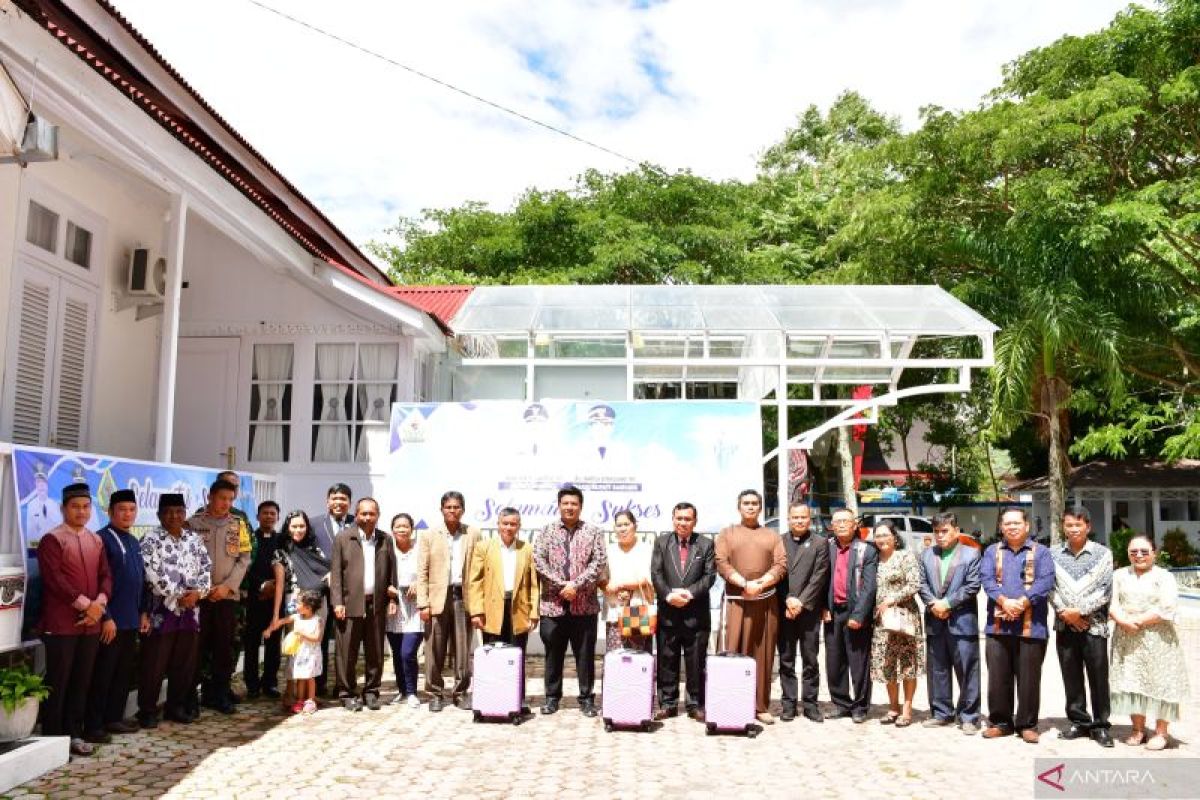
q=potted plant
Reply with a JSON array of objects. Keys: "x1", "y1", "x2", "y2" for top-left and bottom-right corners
[{"x1": 0, "y1": 664, "x2": 49, "y2": 742}]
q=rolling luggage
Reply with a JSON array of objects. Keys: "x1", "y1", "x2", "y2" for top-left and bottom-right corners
[
  {"x1": 601, "y1": 648, "x2": 655, "y2": 732},
  {"x1": 704, "y1": 593, "x2": 759, "y2": 737},
  {"x1": 472, "y1": 643, "x2": 527, "y2": 724}
]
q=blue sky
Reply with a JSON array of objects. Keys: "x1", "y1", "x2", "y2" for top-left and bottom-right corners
[{"x1": 110, "y1": 0, "x2": 1135, "y2": 249}]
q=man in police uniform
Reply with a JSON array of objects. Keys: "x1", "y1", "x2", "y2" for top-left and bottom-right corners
[
  {"x1": 189, "y1": 478, "x2": 250, "y2": 714},
  {"x1": 25, "y1": 464, "x2": 62, "y2": 541}
]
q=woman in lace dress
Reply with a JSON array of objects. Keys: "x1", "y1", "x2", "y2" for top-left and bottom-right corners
[
  {"x1": 1109, "y1": 534, "x2": 1189, "y2": 751},
  {"x1": 870, "y1": 521, "x2": 925, "y2": 727}
]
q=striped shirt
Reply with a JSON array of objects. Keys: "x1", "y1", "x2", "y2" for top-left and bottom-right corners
[{"x1": 1050, "y1": 540, "x2": 1113, "y2": 637}]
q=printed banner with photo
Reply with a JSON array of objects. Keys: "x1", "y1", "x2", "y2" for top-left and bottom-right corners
[
  {"x1": 386, "y1": 400, "x2": 762, "y2": 535},
  {"x1": 8, "y1": 444, "x2": 255, "y2": 644}
]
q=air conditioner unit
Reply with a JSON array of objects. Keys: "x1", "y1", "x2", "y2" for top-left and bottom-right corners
[{"x1": 126, "y1": 248, "x2": 167, "y2": 298}]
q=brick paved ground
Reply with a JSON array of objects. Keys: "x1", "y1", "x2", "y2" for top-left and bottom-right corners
[{"x1": 6, "y1": 644, "x2": 1196, "y2": 800}]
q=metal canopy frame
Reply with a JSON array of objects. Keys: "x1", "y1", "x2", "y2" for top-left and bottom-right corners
[{"x1": 448, "y1": 285, "x2": 998, "y2": 513}]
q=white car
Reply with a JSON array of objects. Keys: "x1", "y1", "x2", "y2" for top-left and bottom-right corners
[{"x1": 862, "y1": 513, "x2": 935, "y2": 553}]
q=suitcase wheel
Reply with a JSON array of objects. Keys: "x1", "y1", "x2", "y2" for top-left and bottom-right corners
[
  {"x1": 746, "y1": 726, "x2": 759, "y2": 739},
  {"x1": 640, "y1": 720, "x2": 652, "y2": 733},
  {"x1": 705, "y1": 722, "x2": 716, "y2": 736},
  {"x1": 472, "y1": 710, "x2": 482, "y2": 723},
  {"x1": 604, "y1": 720, "x2": 614, "y2": 733},
  {"x1": 510, "y1": 713, "x2": 522, "y2": 726}
]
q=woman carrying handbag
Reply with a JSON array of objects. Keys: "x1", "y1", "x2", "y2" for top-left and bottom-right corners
[{"x1": 870, "y1": 521, "x2": 925, "y2": 727}]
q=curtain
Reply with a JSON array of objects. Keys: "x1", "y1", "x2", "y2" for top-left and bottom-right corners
[
  {"x1": 250, "y1": 344, "x2": 293, "y2": 462},
  {"x1": 355, "y1": 343, "x2": 398, "y2": 462},
  {"x1": 314, "y1": 344, "x2": 354, "y2": 462}
]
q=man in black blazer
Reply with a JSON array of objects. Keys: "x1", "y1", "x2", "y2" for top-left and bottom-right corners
[
  {"x1": 311, "y1": 482, "x2": 352, "y2": 696},
  {"x1": 823, "y1": 508, "x2": 878, "y2": 723},
  {"x1": 777, "y1": 504, "x2": 830, "y2": 722},
  {"x1": 329, "y1": 498, "x2": 396, "y2": 711},
  {"x1": 650, "y1": 502, "x2": 716, "y2": 721}
]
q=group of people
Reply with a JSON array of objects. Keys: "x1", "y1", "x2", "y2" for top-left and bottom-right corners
[{"x1": 35, "y1": 474, "x2": 1190, "y2": 757}]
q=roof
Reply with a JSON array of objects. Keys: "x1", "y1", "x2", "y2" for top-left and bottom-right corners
[
  {"x1": 450, "y1": 284, "x2": 999, "y2": 334},
  {"x1": 1010, "y1": 459, "x2": 1200, "y2": 492},
  {"x1": 13, "y1": 0, "x2": 387, "y2": 283},
  {"x1": 388, "y1": 286, "x2": 474, "y2": 332}
]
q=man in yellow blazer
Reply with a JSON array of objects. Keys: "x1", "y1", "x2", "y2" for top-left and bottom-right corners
[
  {"x1": 417, "y1": 491, "x2": 481, "y2": 712},
  {"x1": 468, "y1": 507, "x2": 539, "y2": 649}
]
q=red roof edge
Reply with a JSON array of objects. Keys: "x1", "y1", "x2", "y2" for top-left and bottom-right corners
[
  {"x1": 387, "y1": 286, "x2": 474, "y2": 330},
  {"x1": 324, "y1": 261, "x2": 453, "y2": 335}
]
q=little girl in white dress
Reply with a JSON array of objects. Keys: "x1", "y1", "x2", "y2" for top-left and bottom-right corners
[{"x1": 269, "y1": 589, "x2": 325, "y2": 714}]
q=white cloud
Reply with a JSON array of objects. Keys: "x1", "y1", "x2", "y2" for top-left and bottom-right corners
[{"x1": 108, "y1": 0, "x2": 1135, "y2": 247}]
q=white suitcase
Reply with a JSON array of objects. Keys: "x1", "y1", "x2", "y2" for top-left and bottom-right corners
[
  {"x1": 471, "y1": 643, "x2": 527, "y2": 724},
  {"x1": 601, "y1": 649, "x2": 655, "y2": 732}
]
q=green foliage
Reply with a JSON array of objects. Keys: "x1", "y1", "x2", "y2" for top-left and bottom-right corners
[
  {"x1": 1109, "y1": 527, "x2": 1138, "y2": 568},
  {"x1": 1160, "y1": 528, "x2": 1200, "y2": 567},
  {"x1": 0, "y1": 665, "x2": 48, "y2": 714}
]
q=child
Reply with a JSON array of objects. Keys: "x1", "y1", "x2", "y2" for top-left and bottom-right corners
[{"x1": 267, "y1": 589, "x2": 325, "y2": 714}]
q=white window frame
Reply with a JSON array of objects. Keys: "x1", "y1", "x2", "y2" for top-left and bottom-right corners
[{"x1": 16, "y1": 178, "x2": 106, "y2": 289}]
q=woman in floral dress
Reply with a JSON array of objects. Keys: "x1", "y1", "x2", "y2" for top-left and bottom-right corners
[
  {"x1": 870, "y1": 521, "x2": 925, "y2": 727},
  {"x1": 1109, "y1": 534, "x2": 1189, "y2": 751}
]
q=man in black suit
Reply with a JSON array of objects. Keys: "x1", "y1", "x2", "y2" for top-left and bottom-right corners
[
  {"x1": 650, "y1": 502, "x2": 716, "y2": 722},
  {"x1": 329, "y1": 498, "x2": 396, "y2": 712},
  {"x1": 777, "y1": 504, "x2": 830, "y2": 722},
  {"x1": 311, "y1": 482, "x2": 352, "y2": 696},
  {"x1": 823, "y1": 508, "x2": 878, "y2": 723}
]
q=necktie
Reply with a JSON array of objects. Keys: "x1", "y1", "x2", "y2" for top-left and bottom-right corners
[{"x1": 679, "y1": 538, "x2": 688, "y2": 571}]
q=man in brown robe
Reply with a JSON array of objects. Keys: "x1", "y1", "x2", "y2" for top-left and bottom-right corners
[{"x1": 715, "y1": 489, "x2": 787, "y2": 724}]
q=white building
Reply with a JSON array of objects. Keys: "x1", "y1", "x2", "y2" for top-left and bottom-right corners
[{"x1": 0, "y1": 0, "x2": 451, "y2": 548}]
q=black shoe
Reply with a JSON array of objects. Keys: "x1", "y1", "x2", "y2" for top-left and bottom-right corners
[
  {"x1": 852, "y1": 712, "x2": 867, "y2": 724},
  {"x1": 1060, "y1": 724, "x2": 1089, "y2": 740},
  {"x1": 82, "y1": 729, "x2": 112, "y2": 744},
  {"x1": 1092, "y1": 728, "x2": 1114, "y2": 748},
  {"x1": 687, "y1": 707, "x2": 705, "y2": 723},
  {"x1": 215, "y1": 700, "x2": 237, "y2": 715},
  {"x1": 803, "y1": 707, "x2": 824, "y2": 723},
  {"x1": 342, "y1": 698, "x2": 358, "y2": 712},
  {"x1": 365, "y1": 695, "x2": 382, "y2": 711},
  {"x1": 245, "y1": 688, "x2": 261, "y2": 700},
  {"x1": 429, "y1": 697, "x2": 445, "y2": 713},
  {"x1": 105, "y1": 720, "x2": 140, "y2": 735},
  {"x1": 654, "y1": 706, "x2": 678, "y2": 721},
  {"x1": 780, "y1": 704, "x2": 797, "y2": 722},
  {"x1": 164, "y1": 708, "x2": 193, "y2": 725},
  {"x1": 826, "y1": 707, "x2": 852, "y2": 720},
  {"x1": 137, "y1": 713, "x2": 159, "y2": 730},
  {"x1": 540, "y1": 700, "x2": 559, "y2": 715},
  {"x1": 454, "y1": 695, "x2": 472, "y2": 710},
  {"x1": 580, "y1": 700, "x2": 598, "y2": 718},
  {"x1": 263, "y1": 688, "x2": 282, "y2": 700}
]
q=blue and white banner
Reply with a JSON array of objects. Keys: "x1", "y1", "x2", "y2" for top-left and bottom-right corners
[
  {"x1": 8, "y1": 445, "x2": 255, "y2": 644},
  {"x1": 385, "y1": 400, "x2": 762, "y2": 534}
]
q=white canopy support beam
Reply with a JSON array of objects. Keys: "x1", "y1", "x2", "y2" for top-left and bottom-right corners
[{"x1": 154, "y1": 192, "x2": 187, "y2": 462}]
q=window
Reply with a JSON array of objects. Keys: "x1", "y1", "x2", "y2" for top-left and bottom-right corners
[
  {"x1": 248, "y1": 344, "x2": 294, "y2": 462},
  {"x1": 25, "y1": 201, "x2": 58, "y2": 253},
  {"x1": 65, "y1": 222, "x2": 92, "y2": 269},
  {"x1": 312, "y1": 342, "x2": 399, "y2": 462}
]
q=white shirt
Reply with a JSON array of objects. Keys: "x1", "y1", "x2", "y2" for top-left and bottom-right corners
[
  {"x1": 500, "y1": 538, "x2": 520, "y2": 594},
  {"x1": 360, "y1": 529, "x2": 376, "y2": 596},
  {"x1": 604, "y1": 541, "x2": 653, "y2": 623},
  {"x1": 449, "y1": 529, "x2": 465, "y2": 586},
  {"x1": 388, "y1": 541, "x2": 423, "y2": 634}
]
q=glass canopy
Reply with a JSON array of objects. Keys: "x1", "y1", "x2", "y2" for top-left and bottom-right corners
[{"x1": 445, "y1": 284, "x2": 997, "y2": 513}]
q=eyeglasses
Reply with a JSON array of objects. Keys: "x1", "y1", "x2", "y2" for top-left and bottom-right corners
[{"x1": 1127, "y1": 549, "x2": 1152, "y2": 556}]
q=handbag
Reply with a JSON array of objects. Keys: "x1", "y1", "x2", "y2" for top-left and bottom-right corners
[
  {"x1": 619, "y1": 600, "x2": 657, "y2": 638},
  {"x1": 258, "y1": 579, "x2": 276, "y2": 602},
  {"x1": 281, "y1": 631, "x2": 301, "y2": 656},
  {"x1": 880, "y1": 606, "x2": 916, "y2": 637}
]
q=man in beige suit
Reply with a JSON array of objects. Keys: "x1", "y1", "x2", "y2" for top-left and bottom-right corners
[
  {"x1": 417, "y1": 491, "x2": 480, "y2": 712},
  {"x1": 468, "y1": 508, "x2": 539, "y2": 649}
]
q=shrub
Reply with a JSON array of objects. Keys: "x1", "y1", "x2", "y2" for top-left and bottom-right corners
[
  {"x1": 0, "y1": 664, "x2": 49, "y2": 714},
  {"x1": 1160, "y1": 528, "x2": 1200, "y2": 568}
]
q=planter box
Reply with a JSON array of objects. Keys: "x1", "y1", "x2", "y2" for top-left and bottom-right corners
[{"x1": 0, "y1": 697, "x2": 37, "y2": 742}]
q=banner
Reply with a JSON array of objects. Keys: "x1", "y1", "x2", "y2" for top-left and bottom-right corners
[
  {"x1": 9, "y1": 444, "x2": 255, "y2": 643},
  {"x1": 385, "y1": 400, "x2": 762, "y2": 534}
]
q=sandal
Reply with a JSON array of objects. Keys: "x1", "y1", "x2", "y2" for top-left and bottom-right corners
[
  {"x1": 895, "y1": 716, "x2": 913, "y2": 728},
  {"x1": 1123, "y1": 730, "x2": 1146, "y2": 746},
  {"x1": 881, "y1": 710, "x2": 900, "y2": 725},
  {"x1": 1145, "y1": 734, "x2": 1168, "y2": 751}
]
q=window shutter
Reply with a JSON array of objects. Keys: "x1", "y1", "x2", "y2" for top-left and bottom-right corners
[
  {"x1": 50, "y1": 288, "x2": 94, "y2": 450},
  {"x1": 8, "y1": 273, "x2": 55, "y2": 444}
]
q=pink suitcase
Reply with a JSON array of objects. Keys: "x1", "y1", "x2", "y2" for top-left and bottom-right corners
[
  {"x1": 472, "y1": 643, "x2": 528, "y2": 725},
  {"x1": 704, "y1": 594, "x2": 760, "y2": 737},
  {"x1": 601, "y1": 648, "x2": 655, "y2": 732}
]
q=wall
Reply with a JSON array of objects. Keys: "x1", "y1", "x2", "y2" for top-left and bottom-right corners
[{"x1": 0, "y1": 164, "x2": 20, "y2": 388}]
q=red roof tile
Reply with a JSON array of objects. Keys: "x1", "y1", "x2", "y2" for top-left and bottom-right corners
[{"x1": 388, "y1": 286, "x2": 474, "y2": 330}]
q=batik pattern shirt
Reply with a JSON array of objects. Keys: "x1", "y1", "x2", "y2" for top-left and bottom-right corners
[
  {"x1": 533, "y1": 519, "x2": 607, "y2": 618},
  {"x1": 141, "y1": 527, "x2": 212, "y2": 633},
  {"x1": 1051, "y1": 540, "x2": 1113, "y2": 637}
]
